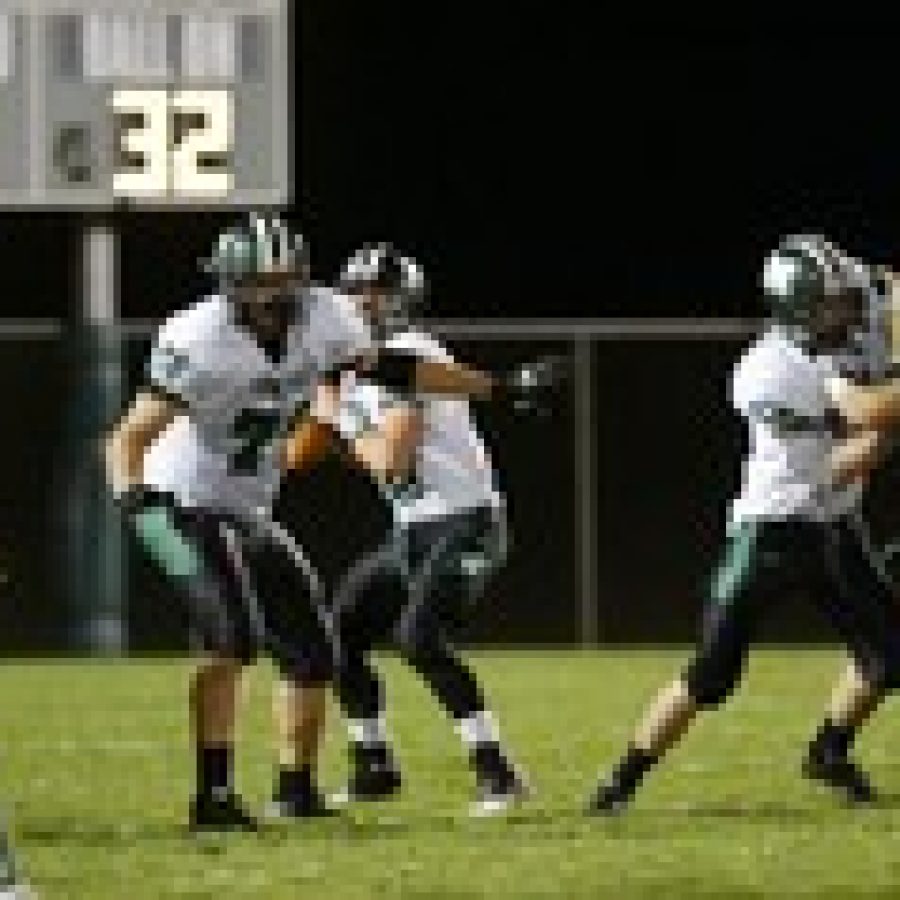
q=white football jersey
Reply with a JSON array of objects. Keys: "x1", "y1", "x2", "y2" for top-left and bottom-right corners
[
  {"x1": 729, "y1": 325, "x2": 863, "y2": 525},
  {"x1": 329, "y1": 328, "x2": 503, "y2": 525},
  {"x1": 142, "y1": 285, "x2": 374, "y2": 522}
]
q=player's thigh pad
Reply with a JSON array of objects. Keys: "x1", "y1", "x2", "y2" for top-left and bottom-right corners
[
  {"x1": 237, "y1": 521, "x2": 334, "y2": 683},
  {"x1": 685, "y1": 520, "x2": 808, "y2": 707},
  {"x1": 395, "y1": 506, "x2": 505, "y2": 652},
  {"x1": 333, "y1": 537, "x2": 409, "y2": 653},
  {"x1": 132, "y1": 503, "x2": 258, "y2": 663},
  {"x1": 820, "y1": 518, "x2": 900, "y2": 691}
]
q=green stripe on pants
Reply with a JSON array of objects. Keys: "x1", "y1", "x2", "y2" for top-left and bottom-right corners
[
  {"x1": 132, "y1": 505, "x2": 205, "y2": 583},
  {"x1": 709, "y1": 521, "x2": 761, "y2": 608}
]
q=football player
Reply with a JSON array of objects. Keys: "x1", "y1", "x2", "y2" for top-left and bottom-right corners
[
  {"x1": 301, "y1": 243, "x2": 532, "y2": 816},
  {"x1": 588, "y1": 234, "x2": 900, "y2": 815},
  {"x1": 105, "y1": 212, "x2": 378, "y2": 830},
  {"x1": 105, "y1": 217, "x2": 564, "y2": 831}
]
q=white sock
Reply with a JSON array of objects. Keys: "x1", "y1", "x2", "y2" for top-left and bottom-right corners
[
  {"x1": 455, "y1": 710, "x2": 500, "y2": 749},
  {"x1": 347, "y1": 716, "x2": 389, "y2": 748}
]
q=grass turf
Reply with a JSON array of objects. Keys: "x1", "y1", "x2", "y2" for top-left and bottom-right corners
[{"x1": 3, "y1": 649, "x2": 900, "y2": 898}]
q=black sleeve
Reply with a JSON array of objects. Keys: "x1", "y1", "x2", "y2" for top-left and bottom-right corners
[{"x1": 351, "y1": 349, "x2": 420, "y2": 397}]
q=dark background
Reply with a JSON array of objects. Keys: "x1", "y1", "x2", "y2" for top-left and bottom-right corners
[{"x1": 2, "y1": 15, "x2": 900, "y2": 649}]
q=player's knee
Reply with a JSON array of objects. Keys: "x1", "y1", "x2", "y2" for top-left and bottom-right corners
[
  {"x1": 274, "y1": 640, "x2": 335, "y2": 686},
  {"x1": 684, "y1": 658, "x2": 743, "y2": 709},
  {"x1": 395, "y1": 623, "x2": 439, "y2": 669},
  {"x1": 195, "y1": 618, "x2": 258, "y2": 666},
  {"x1": 864, "y1": 653, "x2": 900, "y2": 694},
  {"x1": 197, "y1": 652, "x2": 249, "y2": 677}
]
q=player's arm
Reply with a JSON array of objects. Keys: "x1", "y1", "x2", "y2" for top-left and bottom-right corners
[
  {"x1": 826, "y1": 367, "x2": 896, "y2": 484},
  {"x1": 827, "y1": 375, "x2": 900, "y2": 431},
  {"x1": 357, "y1": 350, "x2": 566, "y2": 412},
  {"x1": 413, "y1": 357, "x2": 495, "y2": 398},
  {"x1": 104, "y1": 388, "x2": 179, "y2": 495},
  {"x1": 829, "y1": 428, "x2": 887, "y2": 487},
  {"x1": 349, "y1": 402, "x2": 422, "y2": 483},
  {"x1": 315, "y1": 378, "x2": 422, "y2": 482},
  {"x1": 347, "y1": 349, "x2": 492, "y2": 397},
  {"x1": 330, "y1": 294, "x2": 566, "y2": 409}
]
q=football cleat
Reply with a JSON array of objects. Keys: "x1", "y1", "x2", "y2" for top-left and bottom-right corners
[
  {"x1": 802, "y1": 752, "x2": 878, "y2": 804},
  {"x1": 470, "y1": 775, "x2": 530, "y2": 818},
  {"x1": 188, "y1": 791, "x2": 259, "y2": 832},
  {"x1": 266, "y1": 790, "x2": 338, "y2": 820},
  {"x1": 585, "y1": 779, "x2": 634, "y2": 816},
  {"x1": 330, "y1": 745, "x2": 403, "y2": 806},
  {"x1": 469, "y1": 745, "x2": 530, "y2": 817}
]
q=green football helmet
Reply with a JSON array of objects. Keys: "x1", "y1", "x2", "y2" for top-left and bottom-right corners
[
  {"x1": 761, "y1": 234, "x2": 873, "y2": 328},
  {"x1": 202, "y1": 212, "x2": 308, "y2": 286}
]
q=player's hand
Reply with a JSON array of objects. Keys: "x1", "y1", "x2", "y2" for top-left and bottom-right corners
[
  {"x1": 309, "y1": 383, "x2": 343, "y2": 424},
  {"x1": 503, "y1": 354, "x2": 571, "y2": 415},
  {"x1": 113, "y1": 485, "x2": 173, "y2": 518}
]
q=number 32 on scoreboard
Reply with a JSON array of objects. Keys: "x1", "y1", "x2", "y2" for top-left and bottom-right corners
[{"x1": 112, "y1": 90, "x2": 232, "y2": 199}]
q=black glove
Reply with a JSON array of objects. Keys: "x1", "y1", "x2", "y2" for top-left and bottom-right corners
[
  {"x1": 502, "y1": 354, "x2": 571, "y2": 415},
  {"x1": 114, "y1": 485, "x2": 174, "y2": 518}
]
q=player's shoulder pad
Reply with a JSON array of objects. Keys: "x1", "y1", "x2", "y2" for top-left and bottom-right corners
[
  {"x1": 155, "y1": 294, "x2": 228, "y2": 352},
  {"x1": 385, "y1": 328, "x2": 455, "y2": 364},
  {"x1": 308, "y1": 283, "x2": 355, "y2": 317},
  {"x1": 308, "y1": 284, "x2": 371, "y2": 341},
  {"x1": 730, "y1": 327, "x2": 798, "y2": 403}
]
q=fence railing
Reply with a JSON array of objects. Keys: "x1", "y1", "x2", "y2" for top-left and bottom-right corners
[{"x1": 1, "y1": 315, "x2": 759, "y2": 649}]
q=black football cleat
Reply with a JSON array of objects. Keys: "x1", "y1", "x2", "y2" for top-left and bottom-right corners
[
  {"x1": 471, "y1": 769, "x2": 529, "y2": 818},
  {"x1": 330, "y1": 745, "x2": 402, "y2": 806},
  {"x1": 586, "y1": 779, "x2": 636, "y2": 817},
  {"x1": 188, "y1": 791, "x2": 259, "y2": 832},
  {"x1": 802, "y1": 752, "x2": 878, "y2": 805},
  {"x1": 266, "y1": 790, "x2": 338, "y2": 820},
  {"x1": 470, "y1": 745, "x2": 530, "y2": 817}
]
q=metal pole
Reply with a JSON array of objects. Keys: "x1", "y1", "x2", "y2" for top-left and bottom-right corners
[
  {"x1": 79, "y1": 222, "x2": 126, "y2": 654},
  {"x1": 575, "y1": 338, "x2": 597, "y2": 647}
]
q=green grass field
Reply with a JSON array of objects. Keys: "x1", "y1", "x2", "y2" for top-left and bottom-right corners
[{"x1": 4, "y1": 649, "x2": 900, "y2": 898}]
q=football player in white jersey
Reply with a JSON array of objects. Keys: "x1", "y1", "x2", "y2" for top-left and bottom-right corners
[
  {"x1": 304, "y1": 244, "x2": 530, "y2": 816},
  {"x1": 105, "y1": 213, "x2": 378, "y2": 830},
  {"x1": 106, "y1": 218, "x2": 565, "y2": 831},
  {"x1": 588, "y1": 235, "x2": 900, "y2": 815}
]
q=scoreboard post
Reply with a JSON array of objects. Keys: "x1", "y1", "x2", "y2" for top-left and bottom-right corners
[{"x1": 0, "y1": 0, "x2": 291, "y2": 652}]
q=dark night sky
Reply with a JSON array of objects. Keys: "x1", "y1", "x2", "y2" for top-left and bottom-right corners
[
  {"x1": 6, "y1": 16, "x2": 900, "y2": 321},
  {"x1": 296, "y1": 14, "x2": 900, "y2": 320}
]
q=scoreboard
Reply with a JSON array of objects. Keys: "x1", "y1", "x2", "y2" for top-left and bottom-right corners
[{"x1": 0, "y1": 0, "x2": 289, "y2": 207}]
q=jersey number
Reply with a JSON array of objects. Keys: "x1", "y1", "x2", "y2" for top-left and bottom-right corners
[{"x1": 230, "y1": 409, "x2": 281, "y2": 474}]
